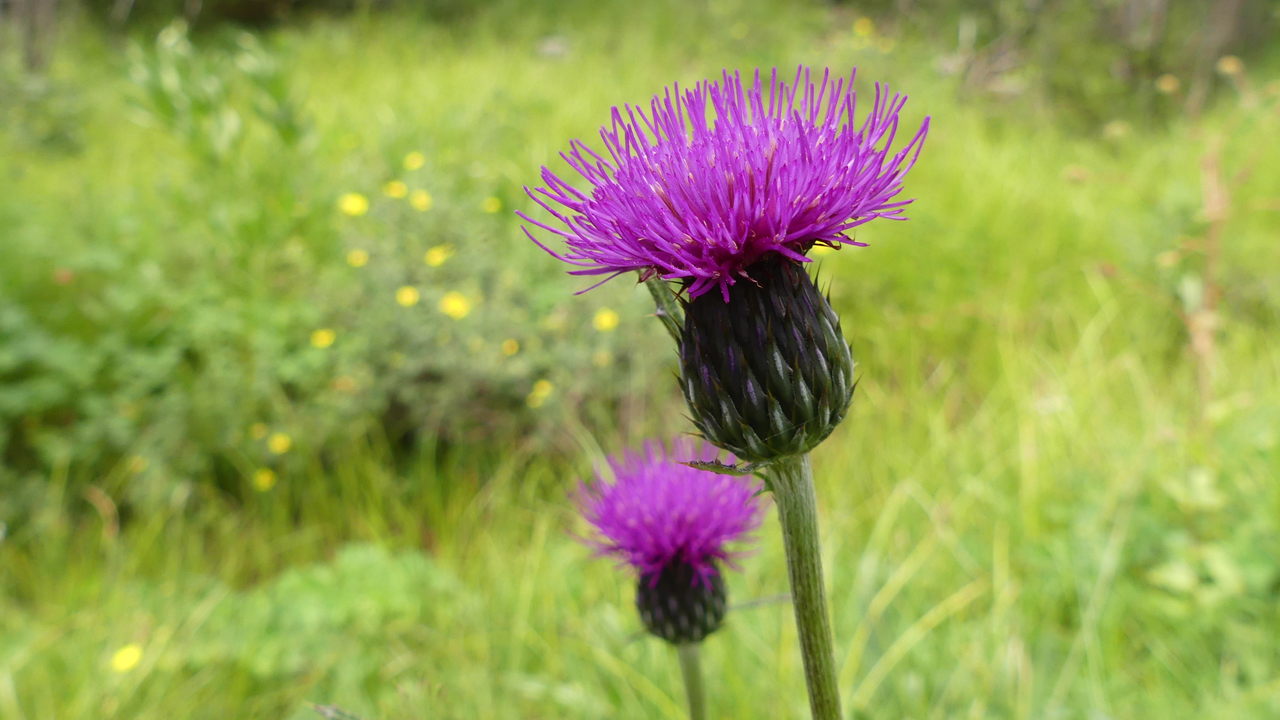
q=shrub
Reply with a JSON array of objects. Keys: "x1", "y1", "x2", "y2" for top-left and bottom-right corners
[{"x1": 0, "y1": 20, "x2": 672, "y2": 522}]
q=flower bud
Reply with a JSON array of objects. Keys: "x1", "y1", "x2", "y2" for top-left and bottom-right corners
[
  {"x1": 680, "y1": 257, "x2": 854, "y2": 463},
  {"x1": 636, "y1": 561, "x2": 728, "y2": 644}
]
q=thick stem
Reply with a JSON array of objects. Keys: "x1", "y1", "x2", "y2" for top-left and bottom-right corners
[
  {"x1": 677, "y1": 643, "x2": 706, "y2": 720},
  {"x1": 770, "y1": 454, "x2": 841, "y2": 720}
]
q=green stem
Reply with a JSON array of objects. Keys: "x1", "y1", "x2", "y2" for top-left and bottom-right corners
[
  {"x1": 677, "y1": 643, "x2": 706, "y2": 720},
  {"x1": 770, "y1": 453, "x2": 842, "y2": 720}
]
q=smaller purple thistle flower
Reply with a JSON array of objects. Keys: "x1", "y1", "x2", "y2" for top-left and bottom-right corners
[{"x1": 575, "y1": 438, "x2": 765, "y2": 644}]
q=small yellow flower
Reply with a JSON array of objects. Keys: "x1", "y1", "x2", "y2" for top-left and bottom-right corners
[
  {"x1": 1155, "y1": 74, "x2": 1181, "y2": 94},
  {"x1": 1216, "y1": 55, "x2": 1244, "y2": 76},
  {"x1": 403, "y1": 151, "x2": 426, "y2": 171},
  {"x1": 480, "y1": 196, "x2": 502, "y2": 214},
  {"x1": 424, "y1": 244, "x2": 456, "y2": 267},
  {"x1": 410, "y1": 190, "x2": 433, "y2": 212},
  {"x1": 593, "y1": 308, "x2": 620, "y2": 332},
  {"x1": 1102, "y1": 119, "x2": 1131, "y2": 141},
  {"x1": 396, "y1": 286, "x2": 421, "y2": 307},
  {"x1": 383, "y1": 180, "x2": 408, "y2": 198},
  {"x1": 346, "y1": 249, "x2": 369, "y2": 267},
  {"x1": 527, "y1": 379, "x2": 554, "y2": 408},
  {"x1": 311, "y1": 328, "x2": 336, "y2": 349},
  {"x1": 439, "y1": 291, "x2": 471, "y2": 320},
  {"x1": 593, "y1": 350, "x2": 613, "y2": 367},
  {"x1": 501, "y1": 338, "x2": 519, "y2": 356},
  {"x1": 252, "y1": 468, "x2": 277, "y2": 492},
  {"x1": 127, "y1": 456, "x2": 148, "y2": 474},
  {"x1": 249, "y1": 422, "x2": 269, "y2": 440},
  {"x1": 111, "y1": 644, "x2": 143, "y2": 673},
  {"x1": 810, "y1": 244, "x2": 835, "y2": 256},
  {"x1": 337, "y1": 193, "x2": 369, "y2": 217},
  {"x1": 854, "y1": 17, "x2": 874, "y2": 37},
  {"x1": 268, "y1": 433, "x2": 292, "y2": 454}
]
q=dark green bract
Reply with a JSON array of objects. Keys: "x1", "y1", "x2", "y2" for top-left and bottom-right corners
[
  {"x1": 636, "y1": 561, "x2": 728, "y2": 645},
  {"x1": 679, "y1": 257, "x2": 855, "y2": 464}
]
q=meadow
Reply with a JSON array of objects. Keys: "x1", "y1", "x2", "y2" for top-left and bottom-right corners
[{"x1": 2, "y1": 2, "x2": 1280, "y2": 718}]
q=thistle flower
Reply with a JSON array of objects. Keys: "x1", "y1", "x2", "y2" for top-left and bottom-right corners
[
  {"x1": 533, "y1": 67, "x2": 929, "y2": 720},
  {"x1": 575, "y1": 439, "x2": 765, "y2": 644},
  {"x1": 519, "y1": 66, "x2": 928, "y2": 301}
]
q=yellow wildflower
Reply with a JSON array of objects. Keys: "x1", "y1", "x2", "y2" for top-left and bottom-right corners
[
  {"x1": 593, "y1": 308, "x2": 619, "y2": 332},
  {"x1": 1102, "y1": 120, "x2": 1131, "y2": 141},
  {"x1": 1155, "y1": 74, "x2": 1181, "y2": 94},
  {"x1": 311, "y1": 328, "x2": 336, "y2": 349},
  {"x1": 481, "y1": 196, "x2": 502, "y2": 214},
  {"x1": 337, "y1": 193, "x2": 369, "y2": 217},
  {"x1": 252, "y1": 468, "x2": 277, "y2": 492},
  {"x1": 810, "y1": 244, "x2": 835, "y2": 256},
  {"x1": 396, "y1": 286, "x2": 421, "y2": 307},
  {"x1": 527, "y1": 379, "x2": 554, "y2": 408},
  {"x1": 111, "y1": 644, "x2": 143, "y2": 673},
  {"x1": 424, "y1": 244, "x2": 456, "y2": 267},
  {"x1": 501, "y1": 338, "x2": 519, "y2": 356},
  {"x1": 383, "y1": 180, "x2": 408, "y2": 198},
  {"x1": 410, "y1": 190, "x2": 433, "y2": 212},
  {"x1": 1216, "y1": 55, "x2": 1244, "y2": 76},
  {"x1": 439, "y1": 291, "x2": 471, "y2": 320},
  {"x1": 854, "y1": 17, "x2": 874, "y2": 37},
  {"x1": 346, "y1": 249, "x2": 369, "y2": 267},
  {"x1": 403, "y1": 151, "x2": 425, "y2": 170},
  {"x1": 268, "y1": 433, "x2": 292, "y2": 454}
]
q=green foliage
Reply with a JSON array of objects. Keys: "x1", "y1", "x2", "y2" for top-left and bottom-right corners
[
  {"x1": 0, "y1": 16, "x2": 670, "y2": 520},
  {"x1": 842, "y1": 0, "x2": 1278, "y2": 125}
]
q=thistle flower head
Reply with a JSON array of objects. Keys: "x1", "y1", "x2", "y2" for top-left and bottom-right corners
[
  {"x1": 520, "y1": 66, "x2": 930, "y2": 300},
  {"x1": 575, "y1": 438, "x2": 765, "y2": 584}
]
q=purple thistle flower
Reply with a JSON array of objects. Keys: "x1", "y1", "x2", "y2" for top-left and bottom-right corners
[
  {"x1": 575, "y1": 438, "x2": 765, "y2": 585},
  {"x1": 519, "y1": 66, "x2": 930, "y2": 301}
]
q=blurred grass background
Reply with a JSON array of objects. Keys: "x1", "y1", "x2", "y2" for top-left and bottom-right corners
[{"x1": 2, "y1": 0, "x2": 1280, "y2": 718}]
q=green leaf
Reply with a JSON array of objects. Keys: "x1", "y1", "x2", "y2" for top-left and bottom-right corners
[{"x1": 682, "y1": 460, "x2": 758, "y2": 476}]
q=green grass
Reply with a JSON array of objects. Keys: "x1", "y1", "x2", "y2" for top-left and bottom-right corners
[{"x1": 3, "y1": 2, "x2": 1280, "y2": 719}]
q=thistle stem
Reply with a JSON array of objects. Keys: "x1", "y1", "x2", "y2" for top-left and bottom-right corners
[
  {"x1": 677, "y1": 643, "x2": 706, "y2": 720},
  {"x1": 770, "y1": 453, "x2": 841, "y2": 720}
]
